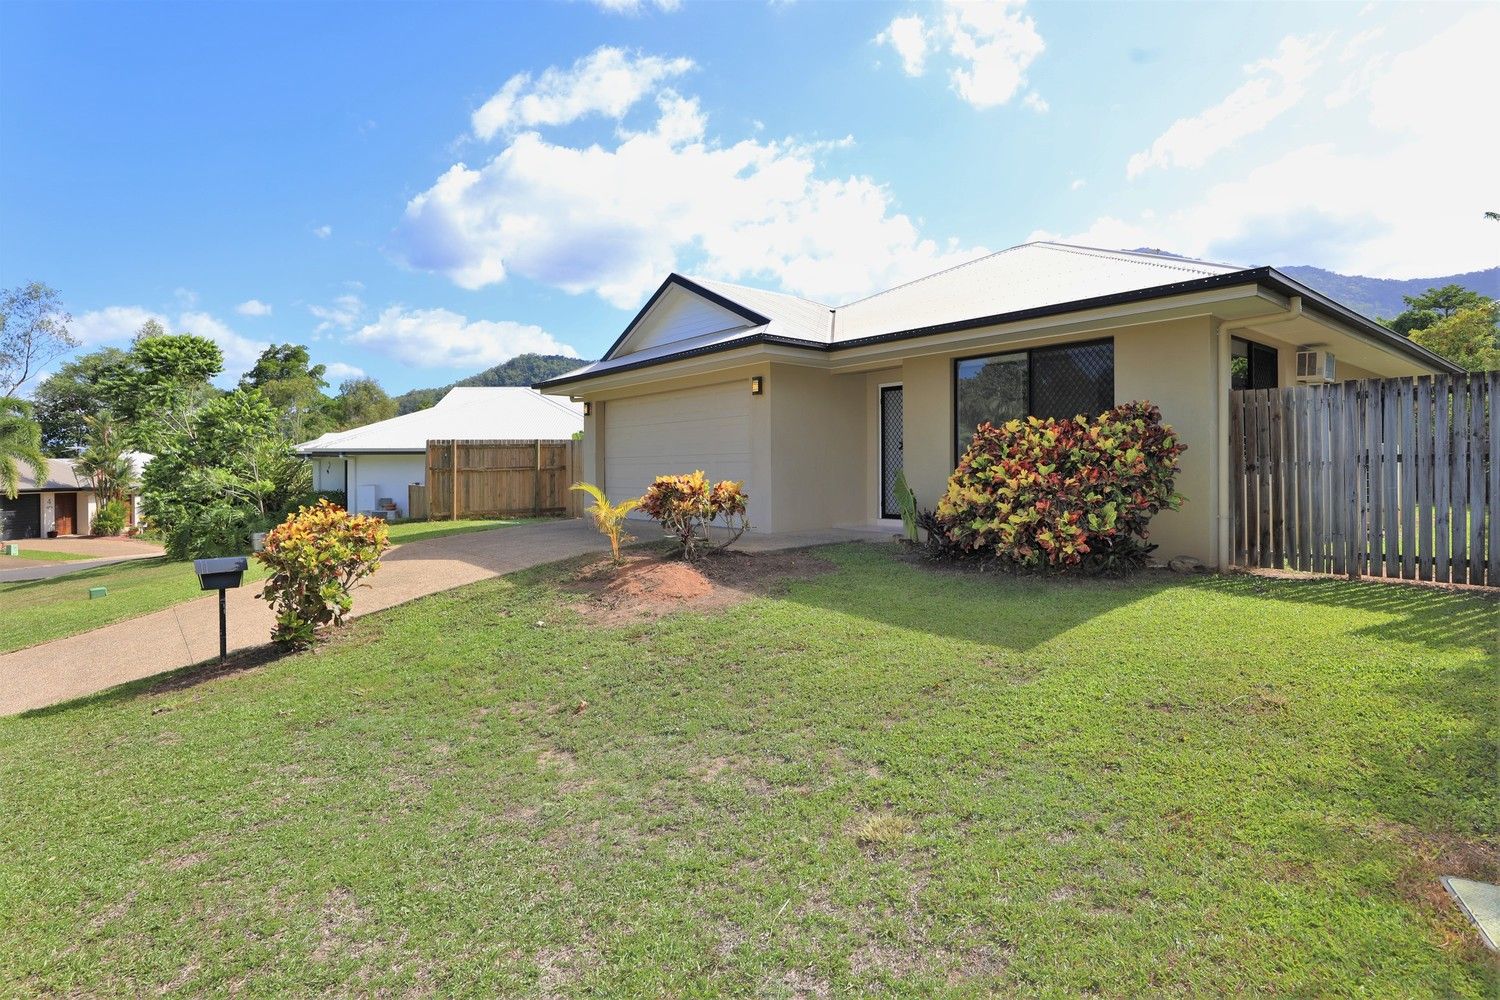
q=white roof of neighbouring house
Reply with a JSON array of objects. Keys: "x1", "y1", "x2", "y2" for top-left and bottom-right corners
[
  {"x1": 537, "y1": 240, "x2": 1460, "y2": 388},
  {"x1": 295, "y1": 387, "x2": 584, "y2": 455}
]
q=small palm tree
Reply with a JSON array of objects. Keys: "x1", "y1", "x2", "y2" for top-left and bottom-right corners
[
  {"x1": 0, "y1": 397, "x2": 47, "y2": 500},
  {"x1": 571, "y1": 482, "x2": 640, "y2": 563},
  {"x1": 74, "y1": 413, "x2": 138, "y2": 505}
]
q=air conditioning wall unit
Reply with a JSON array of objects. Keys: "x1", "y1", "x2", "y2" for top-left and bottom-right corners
[{"x1": 1295, "y1": 348, "x2": 1335, "y2": 383}]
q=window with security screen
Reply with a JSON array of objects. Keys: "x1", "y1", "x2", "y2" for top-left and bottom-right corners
[{"x1": 954, "y1": 339, "x2": 1115, "y2": 461}]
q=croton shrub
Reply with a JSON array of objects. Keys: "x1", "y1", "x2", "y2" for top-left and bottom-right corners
[
  {"x1": 638, "y1": 471, "x2": 750, "y2": 559},
  {"x1": 932, "y1": 401, "x2": 1185, "y2": 572},
  {"x1": 255, "y1": 498, "x2": 390, "y2": 647}
]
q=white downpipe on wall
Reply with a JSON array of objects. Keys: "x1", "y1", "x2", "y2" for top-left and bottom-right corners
[{"x1": 1215, "y1": 295, "x2": 1304, "y2": 571}]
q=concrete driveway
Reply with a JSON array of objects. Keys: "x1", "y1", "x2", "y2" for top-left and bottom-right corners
[{"x1": 0, "y1": 519, "x2": 894, "y2": 716}]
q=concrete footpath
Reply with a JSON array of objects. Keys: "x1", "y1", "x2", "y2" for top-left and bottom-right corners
[{"x1": 0, "y1": 520, "x2": 894, "y2": 716}]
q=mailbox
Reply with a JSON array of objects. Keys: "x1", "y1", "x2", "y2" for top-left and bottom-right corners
[{"x1": 193, "y1": 556, "x2": 248, "y2": 591}]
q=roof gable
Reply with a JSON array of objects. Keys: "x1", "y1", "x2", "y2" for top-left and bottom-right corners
[{"x1": 605, "y1": 275, "x2": 770, "y2": 361}]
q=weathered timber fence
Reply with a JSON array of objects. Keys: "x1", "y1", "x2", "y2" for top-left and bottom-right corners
[
  {"x1": 1230, "y1": 373, "x2": 1497, "y2": 586},
  {"x1": 425, "y1": 439, "x2": 582, "y2": 520}
]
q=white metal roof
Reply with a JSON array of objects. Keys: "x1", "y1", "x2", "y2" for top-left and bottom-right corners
[
  {"x1": 295, "y1": 387, "x2": 583, "y2": 455},
  {"x1": 686, "y1": 276, "x2": 834, "y2": 343},
  {"x1": 832, "y1": 242, "x2": 1243, "y2": 340}
]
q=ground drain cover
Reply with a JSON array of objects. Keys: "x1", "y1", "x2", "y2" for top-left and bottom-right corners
[{"x1": 1442, "y1": 877, "x2": 1499, "y2": 950}]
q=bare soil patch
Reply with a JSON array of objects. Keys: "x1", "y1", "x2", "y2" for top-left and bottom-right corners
[{"x1": 567, "y1": 550, "x2": 834, "y2": 623}]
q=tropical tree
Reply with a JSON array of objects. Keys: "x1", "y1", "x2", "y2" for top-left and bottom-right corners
[
  {"x1": 106, "y1": 330, "x2": 224, "y2": 452},
  {"x1": 571, "y1": 482, "x2": 640, "y2": 563},
  {"x1": 0, "y1": 398, "x2": 47, "y2": 500},
  {"x1": 32, "y1": 346, "x2": 132, "y2": 455},
  {"x1": 332, "y1": 376, "x2": 397, "y2": 429},
  {"x1": 239, "y1": 343, "x2": 330, "y2": 440},
  {"x1": 1409, "y1": 303, "x2": 1500, "y2": 372},
  {"x1": 73, "y1": 413, "x2": 138, "y2": 505},
  {"x1": 0, "y1": 282, "x2": 78, "y2": 397},
  {"x1": 1385, "y1": 284, "x2": 1490, "y2": 336}
]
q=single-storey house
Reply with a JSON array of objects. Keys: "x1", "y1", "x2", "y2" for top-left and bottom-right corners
[
  {"x1": 1, "y1": 456, "x2": 146, "y2": 540},
  {"x1": 535, "y1": 241, "x2": 1460, "y2": 568},
  {"x1": 295, "y1": 387, "x2": 584, "y2": 517}
]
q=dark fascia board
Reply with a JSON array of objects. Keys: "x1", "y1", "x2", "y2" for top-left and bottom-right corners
[
  {"x1": 597, "y1": 274, "x2": 773, "y2": 363},
  {"x1": 536, "y1": 266, "x2": 1462, "y2": 391},
  {"x1": 295, "y1": 448, "x2": 428, "y2": 457}
]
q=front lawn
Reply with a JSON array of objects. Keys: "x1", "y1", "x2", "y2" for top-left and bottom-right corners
[
  {"x1": 1, "y1": 545, "x2": 1493, "y2": 996},
  {"x1": 3, "y1": 547, "x2": 91, "y2": 563}
]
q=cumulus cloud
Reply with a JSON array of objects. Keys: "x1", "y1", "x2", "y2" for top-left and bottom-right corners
[
  {"x1": 346, "y1": 307, "x2": 581, "y2": 370},
  {"x1": 323, "y1": 361, "x2": 366, "y2": 382},
  {"x1": 589, "y1": 0, "x2": 680, "y2": 12},
  {"x1": 471, "y1": 47, "x2": 694, "y2": 140},
  {"x1": 1126, "y1": 35, "x2": 1323, "y2": 178},
  {"x1": 71, "y1": 304, "x2": 267, "y2": 378},
  {"x1": 309, "y1": 294, "x2": 365, "y2": 333},
  {"x1": 877, "y1": 1, "x2": 1045, "y2": 110},
  {"x1": 399, "y1": 70, "x2": 982, "y2": 308},
  {"x1": 313, "y1": 224, "x2": 333, "y2": 239},
  {"x1": 875, "y1": 15, "x2": 931, "y2": 76},
  {"x1": 1070, "y1": 178, "x2": 1086, "y2": 191},
  {"x1": 1042, "y1": 8, "x2": 1499, "y2": 278},
  {"x1": 236, "y1": 299, "x2": 273, "y2": 316},
  {"x1": 1022, "y1": 91, "x2": 1048, "y2": 113}
]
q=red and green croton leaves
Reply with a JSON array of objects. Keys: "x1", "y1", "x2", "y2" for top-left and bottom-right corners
[{"x1": 934, "y1": 401, "x2": 1185, "y2": 567}]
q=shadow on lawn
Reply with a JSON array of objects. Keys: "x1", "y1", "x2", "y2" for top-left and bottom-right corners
[{"x1": 0, "y1": 556, "x2": 174, "y2": 592}]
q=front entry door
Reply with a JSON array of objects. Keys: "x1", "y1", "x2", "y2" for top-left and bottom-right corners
[
  {"x1": 880, "y1": 385, "x2": 904, "y2": 518},
  {"x1": 54, "y1": 493, "x2": 76, "y2": 535}
]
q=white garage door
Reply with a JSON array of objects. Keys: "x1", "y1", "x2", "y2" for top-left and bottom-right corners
[{"x1": 605, "y1": 382, "x2": 754, "y2": 521}]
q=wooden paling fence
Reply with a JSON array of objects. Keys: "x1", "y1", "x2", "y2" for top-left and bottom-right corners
[
  {"x1": 423, "y1": 439, "x2": 582, "y2": 520},
  {"x1": 1230, "y1": 373, "x2": 1497, "y2": 586}
]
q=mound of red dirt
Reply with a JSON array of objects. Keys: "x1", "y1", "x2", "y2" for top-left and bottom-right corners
[{"x1": 569, "y1": 550, "x2": 832, "y2": 623}]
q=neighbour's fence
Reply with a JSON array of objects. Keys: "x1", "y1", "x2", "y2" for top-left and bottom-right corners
[
  {"x1": 1230, "y1": 373, "x2": 1497, "y2": 586},
  {"x1": 425, "y1": 439, "x2": 582, "y2": 520}
]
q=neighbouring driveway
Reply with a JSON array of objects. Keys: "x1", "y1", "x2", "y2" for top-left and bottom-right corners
[
  {"x1": 0, "y1": 520, "x2": 896, "y2": 716},
  {"x1": 0, "y1": 536, "x2": 165, "y2": 583}
]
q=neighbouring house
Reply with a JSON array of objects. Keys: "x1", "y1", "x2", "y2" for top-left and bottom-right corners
[
  {"x1": 295, "y1": 387, "x2": 584, "y2": 518},
  {"x1": 535, "y1": 241, "x2": 1460, "y2": 568},
  {"x1": 1, "y1": 456, "x2": 148, "y2": 540}
]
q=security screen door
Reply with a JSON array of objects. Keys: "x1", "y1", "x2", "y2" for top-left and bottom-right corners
[{"x1": 880, "y1": 385, "x2": 904, "y2": 519}]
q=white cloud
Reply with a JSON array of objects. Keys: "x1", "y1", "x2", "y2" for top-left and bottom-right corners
[
  {"x1": 875, "y1": 15, "x2": 931, "y2": 76},
  {"x1": 1022, "y1": 91, "x2": 1048, "y2": 113},
  {"x1": 236, "y1": 299, "x2": 273, "y2": 316},
  {"x1": 346, "y1": 307, "x2": 581, "y2": 370},
  {"x1": 313, "y1": 224, "x2": 333, "y2": 239},
  {"x1": 309, "y1": 294, "x2": 365, "y2": 333},
  {"x1": 1126, "y1": 35, "x2": 1323, "y2": 179},
  {"x1": 877, "y1": 1, "x2": 1044, "y2": 110},
  {"x1": 323, "y1": 361, "x2": 366, "y2": 382},
  {"x1": 399, "y1": 66, "x2": 983, "y2": 309},
  {"x1": 589, "y1": 0, "x2": 680, "y2": 12},
  {"x1": 1069, "y1": 178, "x2": 1085, "y2": 191},
  {"x1": 72, "y1": 305, "x2": 266, "y2": 378},
  {"x1": 471, "y1": 47, "x2": 694, "y2": 141},
  {"x1": 1046, "y1": 9, "x2": 1499, "y2": 278},
  {"x1": 71, "y1": 306, "x2": 165, "y2": 345}
]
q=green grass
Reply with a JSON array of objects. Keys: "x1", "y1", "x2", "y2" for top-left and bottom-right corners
[
  {"x1": 1, "y1": 545, "x2": 1494, "y2": 997},
  {"x1": 384, "y1": 516, "x2": 539, "y2": 546},
  {"x1": 0, "y1": 558, "x2": 271, "y2": 655},
  {"x1": 3, "y1": 547, "x2": 91, "y2": 562}
]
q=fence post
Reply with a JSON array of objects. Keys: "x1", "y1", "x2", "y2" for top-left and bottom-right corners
[{"x1": 450, "y1": 440, "x2": 460, "y2": 521}]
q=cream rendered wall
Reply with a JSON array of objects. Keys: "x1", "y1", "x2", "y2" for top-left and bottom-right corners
[
  {"x1": 899, "y1": 354, "x2": 957, "y2": 523},
  {"x1": 764, "y1": 363, "x2": 866, "y2": 532}
]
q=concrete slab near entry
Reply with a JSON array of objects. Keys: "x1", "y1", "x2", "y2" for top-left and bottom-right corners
[{"x1": 1442, "y1": 877, "x2": 1499, "y2": 950}]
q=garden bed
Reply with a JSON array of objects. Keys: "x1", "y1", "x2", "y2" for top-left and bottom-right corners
[{"x1": 567, "y1": 549, "x2": 834, "y2": 623}]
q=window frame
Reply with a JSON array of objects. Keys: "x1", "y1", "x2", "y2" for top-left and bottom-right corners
[
  {"x1": 951, "y1": 336, "x2": 1116, "y2": 464},
  {"x1": 1230, "y1": 335, "x2": 1279, "y2": 391}
]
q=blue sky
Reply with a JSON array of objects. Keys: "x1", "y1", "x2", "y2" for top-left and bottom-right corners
[{"x1": 2, "y1": 0, "x2": 1494, "y2": 393}]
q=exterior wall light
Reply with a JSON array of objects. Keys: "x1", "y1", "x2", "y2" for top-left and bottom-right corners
[
  {"x1": 583, "y1": 401, "x2": 592, "y2": 416},
  {"x1": 750, "y1": 376, "x2": 764, "y2": 395}
]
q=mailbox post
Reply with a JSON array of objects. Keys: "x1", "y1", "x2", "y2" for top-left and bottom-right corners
[{"x1": 193, "y1": 557, "x2": 248, "y2": 663}]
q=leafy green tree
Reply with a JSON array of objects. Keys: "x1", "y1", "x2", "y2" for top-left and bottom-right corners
[
  {"x1": 239, "y1": 343, "x2": 330, "y2": 440},
  {"x1": 0, "y1": 397, "x2": 48, "y2": 500},
  {"x1": 108, "y1": 331, "x2": 224, "y2": 452},
  {"x1": 1, "y1": 282, "x2": 78, "y2": 396},
  {"x1": 332, "y1": 376, "x2": 398, "y2": 429},
  {"x1": 1385, "y1": 284, "x2": 1490, "y2": 336},
  {"x1": 32, "y1": 347, "x2": 132, "y2": 455},
  {"x1": 141, "y1": 388, "x2": 311, "y2": 559},
  {"x1": 1409, "y1": 303, "x2": 1500, "y2": 372}
]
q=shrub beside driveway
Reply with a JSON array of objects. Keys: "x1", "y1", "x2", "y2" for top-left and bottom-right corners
[{"x1": 0, "y1": 544, "x2": 1492, "y2": 996}]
